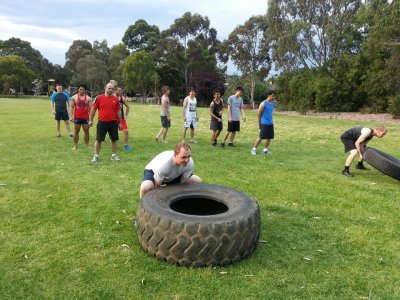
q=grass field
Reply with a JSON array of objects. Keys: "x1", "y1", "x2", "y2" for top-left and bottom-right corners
[{"x1": 0, "y1": 98, "x2": 399, "y2": 299}]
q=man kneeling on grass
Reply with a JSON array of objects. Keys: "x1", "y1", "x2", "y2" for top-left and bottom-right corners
[{"x1": 139, "y1": 143, "x2": 202, "y2": 199}]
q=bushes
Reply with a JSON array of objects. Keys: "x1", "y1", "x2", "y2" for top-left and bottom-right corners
[{"x1": 388, "y1": 94, "x2": 400, "y2": 118}]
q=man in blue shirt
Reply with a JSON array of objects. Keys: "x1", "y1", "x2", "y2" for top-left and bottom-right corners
[
  {"x1": 50, "y1": 84, "x2": 73, "y2": 137},
  {"x1": 251, "y1": 90, "x2": 276, "y2": 155}
]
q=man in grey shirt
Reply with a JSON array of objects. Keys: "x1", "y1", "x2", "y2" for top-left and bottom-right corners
[
  {"x1": 221, "y1": 86, "x2": 246, "y2": 147},
  {"x1": 140, "y1": 143, "x2": 202, "y2": 198}
]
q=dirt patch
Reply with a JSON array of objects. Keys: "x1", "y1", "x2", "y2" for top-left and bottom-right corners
[{"x1": 276, "y1": 111, "x2": 400, "y2": 125}]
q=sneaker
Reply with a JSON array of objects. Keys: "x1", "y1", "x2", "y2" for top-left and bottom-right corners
[
  {"x1": 91, "y1": 155, "x2": 99, "y2": 163},
  {"x1": 355, "y1": 164, "x2": 369, "y2": 170},
  {"x1": 212, "y1": 142, "x2": 217, "y2": 146},
  {"x1": 123, "y1": 145, "x2": 133, "y2": 151},
  {"x1": 162, "y1": 140, "x2": 168, "y2": 144},
  {"x1": 251, "y1": 148, "x2": 256, "y2": 155},
  {"x1": 191, "y1": 140, "x2": 198, "y2": 144},
  {"x1": 262, "y1": 149, "x2": 269, "y2": 155},
  {"x1": 228, "y1": 143, "x2": 236, "y2": 147},
  {"x1": 342, "y1": 170, "x2": 354, "y2": 177},
  {"x1": 69, "y1": 133, "x2": 74, "y2": 138},
  {"x1": 111, "y1": 154, "x2": 120, "y2": 161},
  {"x1": 56, "y1": 133, "x2": 61, "y2": 137},
  {"x1": 221, "y1": 142, "x2": 225, "y2": 147},
  {"x1": 181, "y1": 140, "x2": 186, "y2": 144}
]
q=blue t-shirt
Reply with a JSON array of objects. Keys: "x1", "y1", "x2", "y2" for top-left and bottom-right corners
[
  {"x1": 260, "y1": 100, "x2": 275, "y2": 125},
  {"x1": 51, "y1": 92, "x2": 70, "y2": 112}
]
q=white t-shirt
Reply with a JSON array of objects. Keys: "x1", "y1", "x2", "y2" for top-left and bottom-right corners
[
  {"x1": 184, "y1": 96, "x2": 197, "y2": 120},
  {"x1": 145, "y1": 150, "x2": 194, "y2": 183}
]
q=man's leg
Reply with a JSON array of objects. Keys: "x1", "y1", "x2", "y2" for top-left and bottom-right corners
[
  {"x1": 123, "y1": 130, "x2": 129, "y2": 145},
  {"x1": 56, "y1": 120, "x2": 61, "y2": 136},
  {"x1": 342, "y1": 149, "x2": 357, "y2": 176},
  {"x1": 94, "y1": 141, "x2": 102, "y2": 156},
  {"x1": 140, "y1": 180, "x2": 155, "y2": 199},
  {"x1": 73, "y1": 123, "x2": 81, "y2": 149},
  {"x1": 229, "y1": 131, "x2": 236, "y2": 143},
  {"x1": 162, "y1": 128, "x2": 169, "y2": 142},
  {"x1": 182, "y1": 127, "x2": 188, "y2": 142},
  {"x1": 82, "y1": 124, "x2": 90, "y2": 147},
  {"x1": 187, "y1": 175, "x2": 202, "y2": 184},
  {"x1": 64, "y1": 120, "x2": 72, "y2": 136}
]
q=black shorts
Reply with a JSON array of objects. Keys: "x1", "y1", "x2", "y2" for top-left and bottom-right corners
[
  {"x1": 341, "y1": 136, "x2": 356, "y2": 153},
  {"x1": 74, "y1": 118, "x2": 89, "y2": 125},
  {"x1": 227, "y1": 121, "x2": 240, "y2": 132},
  {"x1": 55, "y1": 111, "x2": 69, "y2": 121},
  {"x1": 161, "y1": 116, "x2": 171, "y2": 128},
  {"x1": 96, "y1": 121, "x2": 119, "y2": 142},
  {"x1": 260, "y1": 124, "x2": 274, "y2": 139},
  {"x1": 210, "y1": 119, "x2": 223, "y2": 131},
  {"x1": 142, "y1": 169, "x2": 192, "y2": 185}
]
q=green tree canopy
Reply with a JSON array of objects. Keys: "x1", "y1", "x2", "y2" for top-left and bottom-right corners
[
  {"x1": 0, "y1": 55, "x2": 34, "y2": 94},
  {"x1": 123, "y1": 19, "x2": 160, "y2": 52}
]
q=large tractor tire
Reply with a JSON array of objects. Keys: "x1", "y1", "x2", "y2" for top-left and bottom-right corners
[
  {"x1": 136, "y1": 183, "x2": 261, "y2": 267},
  {"x1": 364, "y1": 147, "x2": 400, "y2": 181}
]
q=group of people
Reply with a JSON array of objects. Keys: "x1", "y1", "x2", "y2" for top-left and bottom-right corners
[
  {"x1": 50, "y1": 81, "x2": 389, "y2": 199},
  {"x1": 50, "y1": 81, "x2": 133, "y2": 162}
]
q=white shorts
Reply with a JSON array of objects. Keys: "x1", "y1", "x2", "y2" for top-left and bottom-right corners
[{"x1": 184, "y1": 117, "x2": 197, "y2": 128}]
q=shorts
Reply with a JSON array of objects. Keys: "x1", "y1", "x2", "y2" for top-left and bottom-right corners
[
  {"x1": 96, "y1": 121, "x2": 119, "y2": 142},
  {"x1": 142, "y1": 169, "x2": 192, "y2": 185},
  {"x1": 341, "y1": 136, "x2": 356, "y2": 153},
  {"x1": 119, "y1": 118, "x2": 128, "y2": 131},
  {"x1": 227, "y1": 121, "x2": 240, "y2": 132},
  {"x1": 55, "y1": 111, "x2": 69, "y2": 121},
  {"x1": 161, "y1": 116, "x2": 171, "y2": 128},
  {"x1": 73, "y1": 118, "x2": 89, "y2": 125},
  {"x1": 184, "y1": 117, "x2": 197, "y2": 129},
  {"x1": 210, "y1": 119, "x2": 223, "y2": 131},
  {"x1": 259, "y1": 124, "x2": 274, "y2": 139}
]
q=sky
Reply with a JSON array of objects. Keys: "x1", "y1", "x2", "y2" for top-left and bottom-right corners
[{"x1": 0, "y1": 0, "x2": 268, "y2": 73}]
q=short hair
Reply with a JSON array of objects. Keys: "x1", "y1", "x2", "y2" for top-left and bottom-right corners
[
  {"x1": 375, "y1": 126, "x2": 387, "y2": 133},
  {"x1": 109, "y1": 80, "x2": 117, "y2": 87},
  {"x1": 174, "y1": 143, "x2": 191, "y2": 155},
  {"x1": 188, "y1": 87, "x2": 195, "y2": 93},
  {"x1": 78, "y1": 84, "x2": 87, "y2": 90},
  {"x1": 213, "y1": 89, "x2": 220, "y2": 95},
  {"x1": 161, "y1": 85, "x2": 170, "y2": 94},
  {"x1": 267, "y1": 90, "x2": 276, "y2": 96},
  {"x1": 235, "y1": 86, "x2": 243, "y2": 92}
]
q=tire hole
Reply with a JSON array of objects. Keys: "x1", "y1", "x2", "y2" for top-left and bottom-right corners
[{"x1": 170, "y1": 197, "x2": 228, "y2": 215}]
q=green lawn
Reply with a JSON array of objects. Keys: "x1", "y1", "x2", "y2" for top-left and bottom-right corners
[{"x1": 0, "y1": 98, "x2": 399, "y2": 299}]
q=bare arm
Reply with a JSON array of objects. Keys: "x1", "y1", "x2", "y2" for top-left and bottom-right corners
[
  {"x1": 182, "y1": 98, "x2": 188, "y2": 120},
  {"x1": 69, "y1": 96, "x2": 75, "y2": 120},
  {"x1": 122, "y1": 97, "x2": 130, "y2": 117},
  {"x1": 161, "y1": 96, "x2": 170, "y2": 120},
  {"x1": 257, "y1": 102, "x2": 265, "y2": 127},
  {"x1": 355, "y1": 128, "x2": 373, "y2": 158}
]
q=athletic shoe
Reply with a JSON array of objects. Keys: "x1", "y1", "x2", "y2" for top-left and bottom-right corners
[
  {"x1": 111, "y1": 154, "x2": 120, "y2": 161},
  {"x1": 342, "y1": 170, "x2": 354, "y2": 177},
  {"x1": 162, "y1": 140, "x2": 168, "y2": 144},
  {"x1": 91, "y1": 155, "x2": 99, "y2": 163},
  {"x1": 191, "y1": 140, "x2": 198, "y2": 144},
  {"x1": 69, "y1": 133, "x2": 74, "y2": 138},
  {"x1": 228, "y1": 143, "x2": 236, "y2": 147},
  {"x1": 212, "y1": 142, "x2": 217, "y2": 146},
  {"x1": 355, "y1": 164, "x2": 369, "y2": 170},
  {"x1": 221, "y1": 143, "x2": 225, "y2": 147},
  {"x1": 262, "y1": 149, "x2": 269, "y2": 155},
  {"x1": 123, "y1": 145, "x2": 133, "y2": 151},
  {"x1": 251, "y1": 148, "x2": 256, "y2": 155},
  {"x1": 56, "y1": 133, "x2": 61, "y2": 137}
]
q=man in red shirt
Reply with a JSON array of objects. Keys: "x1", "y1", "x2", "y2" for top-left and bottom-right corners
[{"x1": 89, "y1": 83, "x2": 122, "y2": 163}]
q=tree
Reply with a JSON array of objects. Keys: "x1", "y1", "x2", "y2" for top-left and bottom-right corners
[
  {"x1": 65, "y1": 40, "x2": 92, "y2": 74},
  {"x1": 0, "y1": 55, "x2": 34, "y2": 94},
  {"x1": 72, "y1": 55, "x2": 108, "y2": 96},
  {"x1": 223, "y1": 16, "x2": 271, "y2": 108},
  {"x1": 92, "y1": 39, "x2": 110, "y2": 66},
  {"x1": 32, "y1": 79, "x2": 44, "y2": 97},
  {"x1": 123, "y1": 51, "x2": 157, "y2": 100},
  {"x1": 108, "y1": 43, "x2": 130, "y2": 86},
  {"x1": 158, "y1": 12, "x2": 220, "y2": 92},
  {"x1": 267, "y1": 0, "x2": 362, "y2": 71},
  {"x1": 123, "y1": 19, "x2": 160, "y2": 52}
]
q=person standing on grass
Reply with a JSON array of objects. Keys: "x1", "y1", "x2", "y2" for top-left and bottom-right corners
[
  {"x1": 116, "y1": 87, "x2": 133, "y2": 151},
  {"x1": 220, "y1": 86, "x2": 246, "y2": 147},
  {"x1": 251, "y1": 90, "x2": 276, "y2": 155},
  {"x1": 209, "y1": 89, "x2": 224, "y2": 146},
  {"x1": 155, "y1": 86, "x2": 171, "y2": 143},
  {"x1": 182, "y1": 88, "x2": 199, "y2": 144},
  {"x1": 89, "y1": 83, "x2": 122, "y2": 163},
  {"x1": 139, "y1": 143, "x2": 202, "y2": 199},
  {"x1": 70, "y1": 84, "x2": 92, "y2": 149},
  {"x1": 50, "y1": 84, "x2": 73, "y2": 138},
  {"x1": 340, "y1": 125, "x2": 387, "y2": 177}
]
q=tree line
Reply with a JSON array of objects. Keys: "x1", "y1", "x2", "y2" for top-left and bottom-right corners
[{"x1": 0, "y1": 0, "x2": 398, "y2": 116}]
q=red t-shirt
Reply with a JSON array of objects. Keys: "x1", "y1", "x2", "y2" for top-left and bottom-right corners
[
  {"x1": 93, "y1": 94, "x2": 121, "y2": 121},
  {"x1": 74, "y1": 95, "x2": 90, "y2": 119}
]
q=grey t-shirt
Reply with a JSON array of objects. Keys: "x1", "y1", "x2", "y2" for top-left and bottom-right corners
[
  {"x1": 227, "y1": 95, "x2": 244, "y2": 121},
  {"x1": 145, "y1": 150, "x2": 194, "y2": 183}
]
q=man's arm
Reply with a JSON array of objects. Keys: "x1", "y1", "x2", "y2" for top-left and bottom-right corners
[
  {"x1": 122, "y1": 97, "x2": 130, "y2": 117},
  {"x1": 182, "y1": 98, "x2": 188, "y2": 120},
  {"x1": 88, "y1": 106, "x2": 97, "y2": 126},
  {"x1": 69, "y1": 96, "x2": 75, "y2": 120},
  {"x1": 355, "y1": 128, "x2": 373, "y2": 158},
  {"x1": 161, "y1": 96, "x2": 170, "y2": 120},
  {"x1": 257, "y1": 102, "x2": 265, "y2": 127}
]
